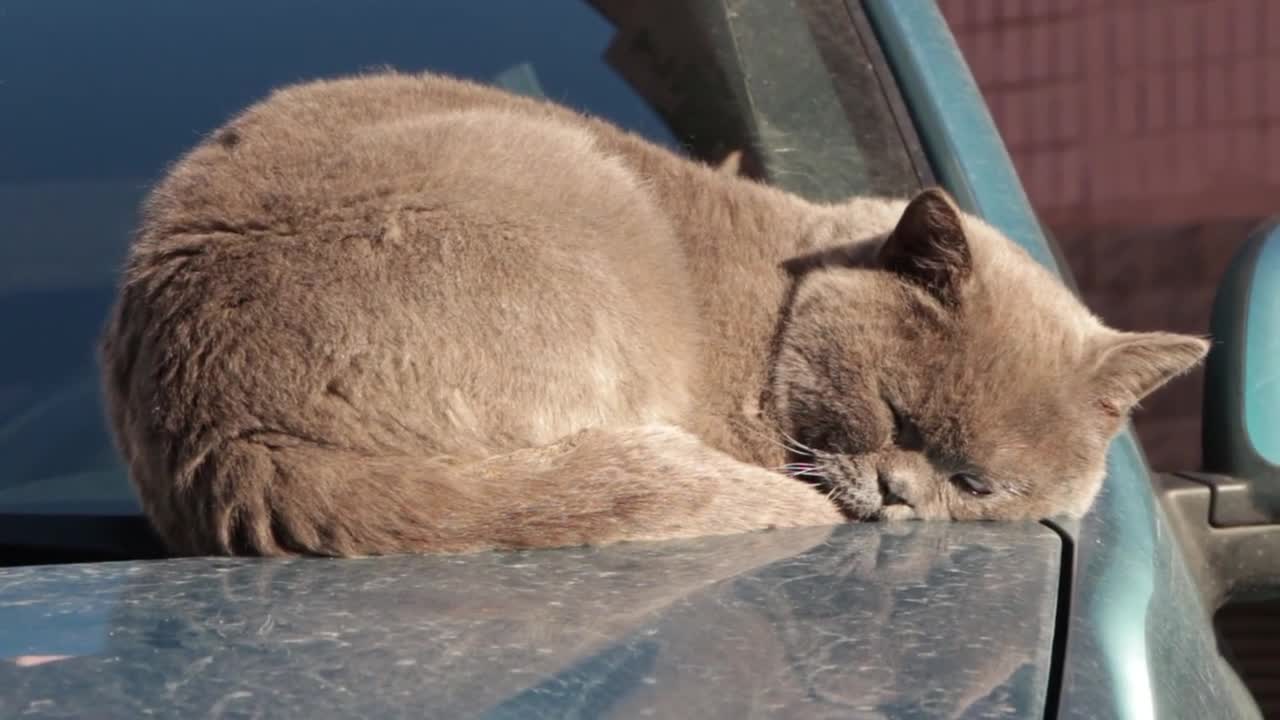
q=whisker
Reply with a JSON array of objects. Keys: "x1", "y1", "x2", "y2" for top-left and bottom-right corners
[
  {"x1": 777, "y1": 430, "x2": 817, "y2": 457},
  {"x1": 775, "y1": 462, "x2": 817, "y2": 474},
  {"x1": 746, "y1": 429, "x2": 802, "y2": 456},
  {"x1": 737, "y1": 422, "x2": 817, "y2": 459}
]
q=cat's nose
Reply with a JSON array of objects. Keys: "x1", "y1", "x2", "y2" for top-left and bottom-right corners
[{"x1": 877, "y1": 471, "x2": 912, "y2": 507}]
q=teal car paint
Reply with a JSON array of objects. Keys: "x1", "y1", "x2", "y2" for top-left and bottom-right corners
[{"x1": 1, "y1": 523, "x2": 1062, "y2": 718}]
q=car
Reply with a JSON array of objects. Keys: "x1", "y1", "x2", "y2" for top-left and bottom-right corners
[{"x1": 1, "y1": 1, "x2": 1274, "y2": 717}]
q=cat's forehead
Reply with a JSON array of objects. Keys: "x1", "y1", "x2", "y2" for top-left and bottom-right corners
[{"x1": 962, "y1": 218, "x2": 1099, "y2": 330}]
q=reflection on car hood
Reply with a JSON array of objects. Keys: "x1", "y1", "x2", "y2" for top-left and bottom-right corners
[{"x1": 0, "y1": 522, "x2": 1060, "y2": 718}]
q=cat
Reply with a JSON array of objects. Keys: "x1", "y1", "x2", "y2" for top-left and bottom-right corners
[{"x1": 99, "y1": 70, "x2": 1209, "y2": 557}]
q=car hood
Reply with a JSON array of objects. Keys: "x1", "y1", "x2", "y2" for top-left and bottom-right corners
[{"x1": 0, "y1": 522, "x2": 1060, "y2": 718}]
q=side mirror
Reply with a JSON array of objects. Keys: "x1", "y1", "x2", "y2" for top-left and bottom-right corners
[
  {"x1": 1155, "y1": 219, "x2": 1280, "y2": 609},
  {"x1": 1203, "y1": 219, "x2": 1280, "y2": 508}
]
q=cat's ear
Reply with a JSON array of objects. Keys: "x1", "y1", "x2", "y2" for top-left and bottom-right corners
[
  {"x1": 879, "y1": 187, "x2": 973, "y2": 304},
  {"x1": 1089, "y1": 331, "x2": 1210, "y2": 417}
]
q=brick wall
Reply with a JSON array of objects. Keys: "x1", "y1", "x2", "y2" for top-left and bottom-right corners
[{"x1": 938, "y1": 0, "x2": 1280, "y2": 472}]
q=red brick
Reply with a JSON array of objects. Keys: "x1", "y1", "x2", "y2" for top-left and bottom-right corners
[
  {"x1": 1058, "y1": 145, "x2": 1086, "y2": 208},
  {"x1": 1144, "y1": 246, "x2": 1212, "y2": 315},
  {"x1": 1169, "y1": 131, "x2": 1204, "y2": 197},
  {"x1": 1056, "y1": 82, "x2": 1084, "y2": 141},
  {"x1": 1188, "y1": 129, "x2": 1215, "y2": 196},
  {"x1": 1013, "y1": 88, "x2": 1036, "y2": 148},
  {"x1": 1113, "y1": 74, "x2": 1142, "y2": 136},
  {"x1": 951, "y1": 1, "x2": 1280, "y2": 229},
  {"x1": 1090, "y1": 218, "x2": 1150, "y2": 292},
  {"x1": 1082, "y1": 8, "x2": 1109, "y2": 77},
  {"x1": 963, "y1": 31, "x2": 991, "y2": 87},
  {"x1": 1171, "y1": 3, "x2": 1201, "y2": 65},
  {"x1": 1204, "y1": 62, "x2": 1231, "y2": 125},
  {"x1": 1133, "y1": 135, "x2": 1159, "y2": 195},
  {"x1": 1140, "y1": 5, "x2": 1170, "y2": 68},
  {"x1": 1141, "y1": 72, "x2": 1171, "y2": 132},
  {"x1": 1159, "y1": 134, "x2": 1185, "y2": 198},
  {"x1": 1005, "y1": 88, "x2": 1034, "y2": 148},
  {"x1": 1268, "y1": 75, "x2": 1280, "y2": 119},
  {"x1": 1205, "y1": 4, "x2": 1230, "y2": 59},
  {"x1": 1203, "y1": 129, "x2": 1233, "y2": 176},
  {"x1": 1231, "y1": 58, "x2": 1265, "y2": 122},
  {"x1": 1054, "y1": 20, "x2": 1084, "y2": 79},
  {"x1": 1111, "y1": 9, "x2": 1139, "y2": 71},
  {"x1": 1112, "y1": 137, "x2": 1143, "y2": 200},
  {"x1": 1025, "y1": 0, "x2": 1053, "y2": 21},
  {"x1": 1229, "y1": 0, "x2": 1262, "y2": 57},
  {"x1": 1031, "y1": 87, "x2": 1058, "y2": 146},
  {"x1": 1028, "y1": 22, "x2": 1053, "y2": 81},
  {"x1": 1269, "y1": 1, "x2": 1280, "y2": 52},
  {"x1": 1268, "y1": 128, "x2": 1280, "y2": 183},
  {"x1": 1232, "y1": 127, "x2": 1266, "y2": 182},
  {"x1": 1025, "y1": 151, "x2": 1055, "y2": 206},
  {"x1": 974, "y1": 0, "x2": 998, "y2": 28},
  {"x1": 1001, "y1": 30, "x2": 1028, "y2": 87},
  {"x1": 1199, "y1": 220, "x2": 1259, "y2": 278},
  {"x1": 1116, "y1": 145, "x2": 1146, "y2": 202},
  {"x1": 1171, "y1": 64, "x2": 1203, "y2": 129},
  {"x1": 1136, "y1": 275, "x2": 1192, "y2": 330},
  {"x1": 938, "y1": 0, "x2": 969, "y2": 31},
  {"x1": 1084, "y1": 146, "x2": 1112, "y2": 202},
  {"x1": 1085, "y1": 77, "x2": 1111, "y2": 139}
]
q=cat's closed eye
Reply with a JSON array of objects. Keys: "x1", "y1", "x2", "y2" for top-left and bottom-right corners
[{"x1": 950, "y1": 472, "x2": 993, "y2": 497}]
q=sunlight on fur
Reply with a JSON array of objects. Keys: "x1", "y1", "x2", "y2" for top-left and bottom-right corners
[{"x1": 99, "y1": 71, "x2": 1208, "y2": 557}]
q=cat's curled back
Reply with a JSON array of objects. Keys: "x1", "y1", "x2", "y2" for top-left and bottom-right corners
[{"x1": 101, "y1": 71, "x2": 1208, "y2": 557}]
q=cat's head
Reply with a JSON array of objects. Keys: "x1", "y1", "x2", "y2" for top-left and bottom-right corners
[{"x1": 772, "y1": 187, "x2": 1208, "y2": 521}]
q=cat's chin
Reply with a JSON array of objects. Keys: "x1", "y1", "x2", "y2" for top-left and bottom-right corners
[
  {"x1": 825, "y1": 476, "x2": 919, "y2": 522},
  {"x1": 877, "y1": 504, "x2": 918, "y2": 521},
  {"x1": 833, "y1": 499, "x2": 916, "y2": 522},
  {"x1": 823, "y1": 485, "x2": 880, "y2": 521}
]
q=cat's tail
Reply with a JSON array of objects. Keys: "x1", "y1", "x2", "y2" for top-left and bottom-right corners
[{"x1": 147, "y1": 425, "x2": 844, "y2": 557}]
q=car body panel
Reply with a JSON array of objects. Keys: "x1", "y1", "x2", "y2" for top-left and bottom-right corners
[{"x1": 2, "y1": 523, "x2": 1059, "y2": 718}]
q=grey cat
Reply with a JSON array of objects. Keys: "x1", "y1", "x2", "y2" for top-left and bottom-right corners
[{"x1": 99, "y1": 71, "x2": 1208, "y2": 557}]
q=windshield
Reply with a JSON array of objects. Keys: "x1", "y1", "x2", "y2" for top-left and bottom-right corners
[{"x1": 0, "y1": 0, "x2": 921, "y2": 519}]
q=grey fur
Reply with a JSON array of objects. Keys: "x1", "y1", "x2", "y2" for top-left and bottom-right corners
[{"x1": 99, "y1": 71, "x2": 1208, "y2": 556}]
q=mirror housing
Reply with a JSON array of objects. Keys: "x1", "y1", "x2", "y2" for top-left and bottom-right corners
[
  {"x1": 1155, "y1": 219, "x2": 1280, "y2": 610},
  {"x1": 1202, "y1": 219, "x2": 1280, "y2": 522}
]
